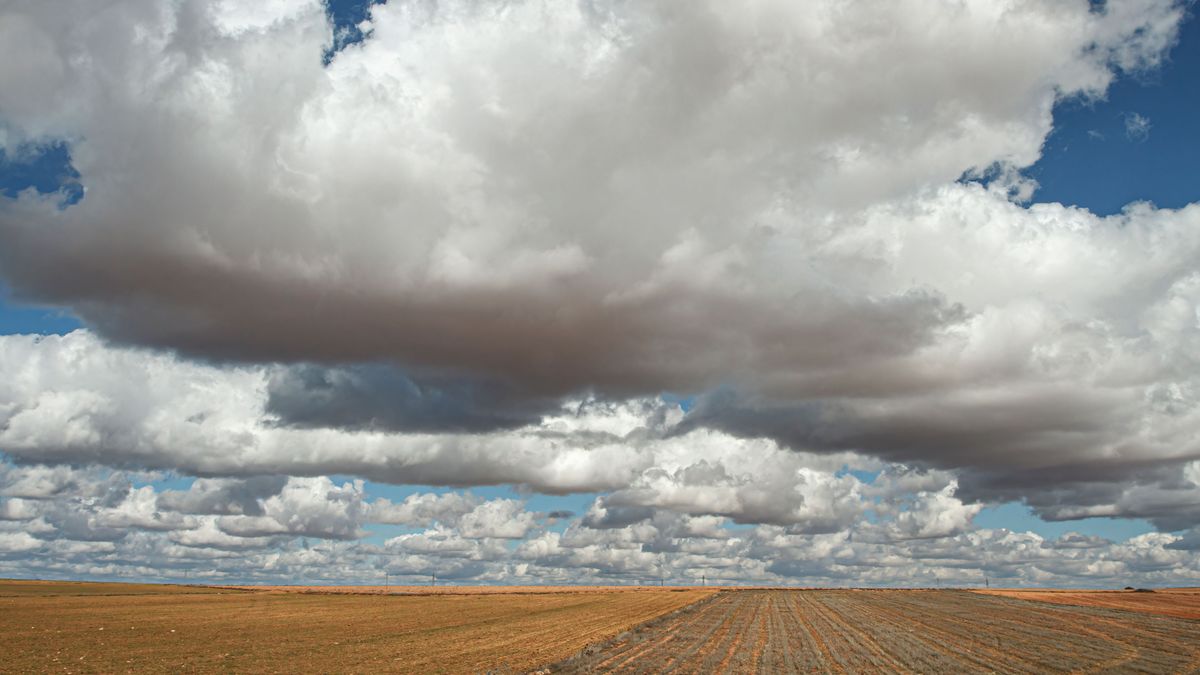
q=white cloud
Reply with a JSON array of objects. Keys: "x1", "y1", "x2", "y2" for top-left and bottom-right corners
[
  {"x1": 216, "y1": 477, "x2": 368, "y2": 540},
  {"x1": 886, "y1": 484, "x2": 983, "y2": 540},
  {"x1": 169, "y1": 519, "x2": 278, "y2": 551},
  {"x1": 0, "y1": 0, "x2": 1185, "y2": 399},
  {"x1": 0, "y1": 498, "x2": 36, "y2": 521},
  {"x1": 458, "y1": 499, "x2": 538, "y2": 540},
  {"x1": 0, "y1": 462, "x2": 1193, "y2": 587},
  {"x1": 0, "y1": 531, "x2": 41, "y2": 553},
  {"x1": 369, "y1": 492, "x2": 481, "y2": 527},
  {"x1": 2, "y1": 329, "x2": 1200, "y2": 531}
]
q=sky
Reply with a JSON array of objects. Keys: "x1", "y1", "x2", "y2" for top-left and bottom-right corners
[{"x1": 0, "y1": 0, "x2": 1198, "y2": 588}]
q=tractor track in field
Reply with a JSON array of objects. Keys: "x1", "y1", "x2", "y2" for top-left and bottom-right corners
[{"x1": 547, "y1": 589, "x2": 1200, "y2": 673}]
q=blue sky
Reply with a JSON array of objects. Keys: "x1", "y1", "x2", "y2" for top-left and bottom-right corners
[
  {"x1": 1030, "y1": 6, "x2": 1200, "y2": 215},
  {"x1": 1, "y1": 0, "x2": 1197, "y2": 586}
]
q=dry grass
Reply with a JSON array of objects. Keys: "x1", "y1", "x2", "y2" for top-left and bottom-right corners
[
  {"x1": 974, "y1": 587, "x2": 1200, "y2": 620},
  {"x1": 0, "y1": 580, "x2": 713, "y2": 673}
]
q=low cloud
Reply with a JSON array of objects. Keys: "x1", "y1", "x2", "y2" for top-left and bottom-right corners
[
  {"x1": 0, "y1": 461, "x2": 1194, "y2": 587},
  {"x1": 2, "y1": 331, "x2": 1200, "y2": 531},
  {"x1": 265, "y1": 364, "x2": 559, "y2": 433}
]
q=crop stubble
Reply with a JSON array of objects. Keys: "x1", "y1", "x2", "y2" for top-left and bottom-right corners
[
  {"x1": 974, "y1": 587, "x2": 1200, "y2": 620},
  {"x1": 551, "y1": 589, "x2": 1200, "y2": 673}
]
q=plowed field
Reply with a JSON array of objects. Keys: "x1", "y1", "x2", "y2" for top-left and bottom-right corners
[
  {"x1": 0, "y1": 581, "x2": 712, "y2": 673},
  {"x1": 551, "y1": 589, "x2": 1200, "y2": 673}
]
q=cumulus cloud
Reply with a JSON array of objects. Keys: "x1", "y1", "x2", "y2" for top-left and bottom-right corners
[
  {"x1": 0, "y1": 0, "x2": 1185, "y2": 397},
  {"x1": 0, "y1": 531, "x2": 42, "y2": 553},
  {"x1": 0, "y1": 460, "x2": 1194, "y2": 588},
  {"x1": 215, "y1": 476, "x2": 368, "y2": 540},
  {"x1": 884, "y1": 484, "x2": 983, "y2": 541},
  {"x1": 458, "y1": 499, "x2": 539, "y2": 539},
  {"x1": 369, "y1": 491, "x2": 481, "y2": 527},
  {"x1": 3, "y1": 330, "x2": 1200, "y2": 531},
  {"x1": 157, "y1": 476, "x2": 289, "y2": 517},
  {"x1": 0, "y1": 498, "x2": 36, "y2": 521},
  {"x1": 169, "y1": 520, "x2": 279, "y2": 551}
]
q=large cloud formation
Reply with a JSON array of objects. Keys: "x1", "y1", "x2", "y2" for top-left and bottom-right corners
[
  {"x1": 1, "y1": 331, "x2": 1199, "y2": 586},
  {"x1": 1, "y1": 0, "x2": 1199, "y2": 584},
  {"x1": 2, "y1": 460, "x2": 1197, "y2": 586}
]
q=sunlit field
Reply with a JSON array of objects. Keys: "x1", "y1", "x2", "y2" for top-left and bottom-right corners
[{"x1": 5, "y1": 581, "x2": 1200, "y2": 673}]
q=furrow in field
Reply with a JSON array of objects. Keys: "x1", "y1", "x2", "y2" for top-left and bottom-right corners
[
  {"x1": 544, "y1": 589, "x2": 1200, "y2": 674},
  {"x1": 747, "y1": 591, "x2": 771, "y2": 672},
  {"x1": 787, "y1": 590, "x2": 837, "y2": 672},
  {"x1": 815, "y1": 592, "x2": 913, "y2": 672},
  {"x1": 874, "y1": 591, "x2": 1117, "y2": 673},
  {"x1": 640, "y1": 593, "x2": 753, "y2": 673},
  {"x1": 776, "y1": 590, "x2": 831, "y2": 672},
  {"x1": 797, "y1": 591, "x2": 878, "y2": 672},
  {"x1": 845, "y1": 592, "x2": 1027, "y2": 674},
  {"x1": 585, "y1": 593, "x2": 726, "y2": 672},
  {"x1": 686, "y1": 588, "x2": 748, "y2": 667},
  {"x1": 663, "y1": 590, "x2": 746, "y2": 673},
  {"x1": 879, "y1": 591, "x2": 1197, "y2": 673},
  {"x1": 760, "y1": 591, "x2": 786, "y2": 672},
  {"x1": 942, "y1": 592, "x2": 1179, "y2": 670},
  {"x1": 708, "y1": 594, "x2": 758, "y2": 674}
]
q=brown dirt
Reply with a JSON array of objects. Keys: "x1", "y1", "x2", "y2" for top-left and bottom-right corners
[
  {"x1": 974, "y1": 587, "x2": 1200, "y2": 620},
  {"x1": 0, "y1": 580, "x2": 713, "y2": 673},
  {"x1": 549, "y1": 589, "x2": 1200, "y2": 673}
]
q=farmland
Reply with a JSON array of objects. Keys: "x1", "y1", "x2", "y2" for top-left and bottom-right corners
[
  {"x1": 0, "y1": 579, "x2": 230, "y2": 598},
  {"x1": 974, "y1": 587, "x2": 1200, "y2": 620},
  {"x1": 4, "y1": 581, "x2": 1200, "y2": 673},
  {"x1": 217, "y1": 584, "x2": 690, "y2": 597},
  {"x1": 553, "y1": 589, "x2": 1200, "y2": 673},
  {"x1": 0, "y1": 580, "x2": 712, "y2": 673}
]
